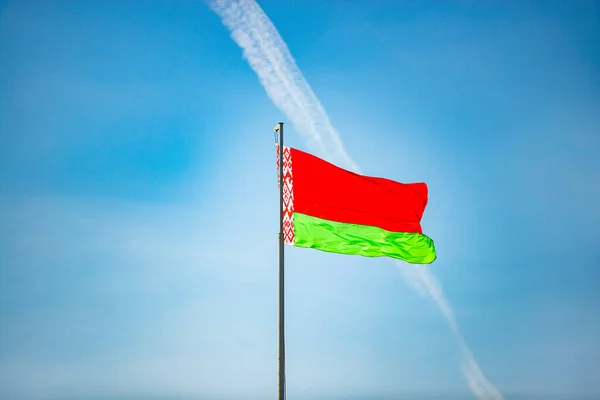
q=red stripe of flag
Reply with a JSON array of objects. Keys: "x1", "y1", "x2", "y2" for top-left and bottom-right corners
[{"x1": 291, "y1": 147, "x2": 428, "y2": 234}]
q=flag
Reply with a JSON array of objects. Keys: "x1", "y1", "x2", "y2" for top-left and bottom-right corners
[{"x1": 276, "y1": 145, "x2": 436, "y2": 264}]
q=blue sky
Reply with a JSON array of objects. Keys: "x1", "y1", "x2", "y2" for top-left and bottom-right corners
[{"x1": 1, "y1": 1, "x2": 599, "y2": 399}]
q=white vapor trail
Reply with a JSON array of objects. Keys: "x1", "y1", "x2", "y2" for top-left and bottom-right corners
[
  {"x1": 397, "y1": 264, "x2": 502, "y2": 400},
  {"x1": 208, "y1": 1, "x2": 502, "y2": 399},
  {"x1": 207, "y1": 0, "x2": 360, "y2": 173}
]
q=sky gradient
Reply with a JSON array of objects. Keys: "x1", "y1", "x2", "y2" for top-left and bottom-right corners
[{"x1": 1, "y1": 1, "x2": 599, "y2": 399}]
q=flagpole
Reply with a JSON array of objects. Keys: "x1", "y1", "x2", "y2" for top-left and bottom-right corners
[{"x1": 274, "y1": 122, "x2": 286, "y2": 400}]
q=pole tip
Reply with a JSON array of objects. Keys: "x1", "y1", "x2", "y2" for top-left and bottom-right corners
[{"x1": 273, "y1": 122, "x2": 284, "y2": 132}]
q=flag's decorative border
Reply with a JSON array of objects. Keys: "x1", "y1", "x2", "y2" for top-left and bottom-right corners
[{"x1": 276, "y1": 144, "x2": 295, "y2": 245}]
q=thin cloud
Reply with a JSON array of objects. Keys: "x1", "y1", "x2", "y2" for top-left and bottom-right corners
[
  {"x1": 398, "y1": 263, "x2": 502, "y2": 400},
  {"x1": 207, "y1": 0, "x2": 360, "y2": 173},
  {"x1": 209, "y1": 1, "x2": 503, "y2": 399}
]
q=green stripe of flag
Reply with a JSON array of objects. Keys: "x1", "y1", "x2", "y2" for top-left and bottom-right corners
[{"x1": 293, "y1": 212, "x2": 437, "y2": 264}]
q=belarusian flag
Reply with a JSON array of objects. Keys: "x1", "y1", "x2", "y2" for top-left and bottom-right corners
[{"x1": 276, "y1": 145, "x2": 436, "y2": 264}]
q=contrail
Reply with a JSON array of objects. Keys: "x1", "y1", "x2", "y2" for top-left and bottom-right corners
[
  {"x1": 397, "y1": 263, "x2": 502, "y2": 400},
  {"x1": 207, "y1": 0, "x2": 360, "y2": 173},
  {"x1": 208, "y1": 1, "x2": 502, "y2": 399}
]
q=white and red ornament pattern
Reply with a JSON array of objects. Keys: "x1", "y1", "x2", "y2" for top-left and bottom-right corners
[{"x1": 276, "y1": 144, "x2": 295, "y2": 245}]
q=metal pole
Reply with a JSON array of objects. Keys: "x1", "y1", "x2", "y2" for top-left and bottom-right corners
[{"x1": 275, "y1": 122, "x2": 286, "y2": 400}]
